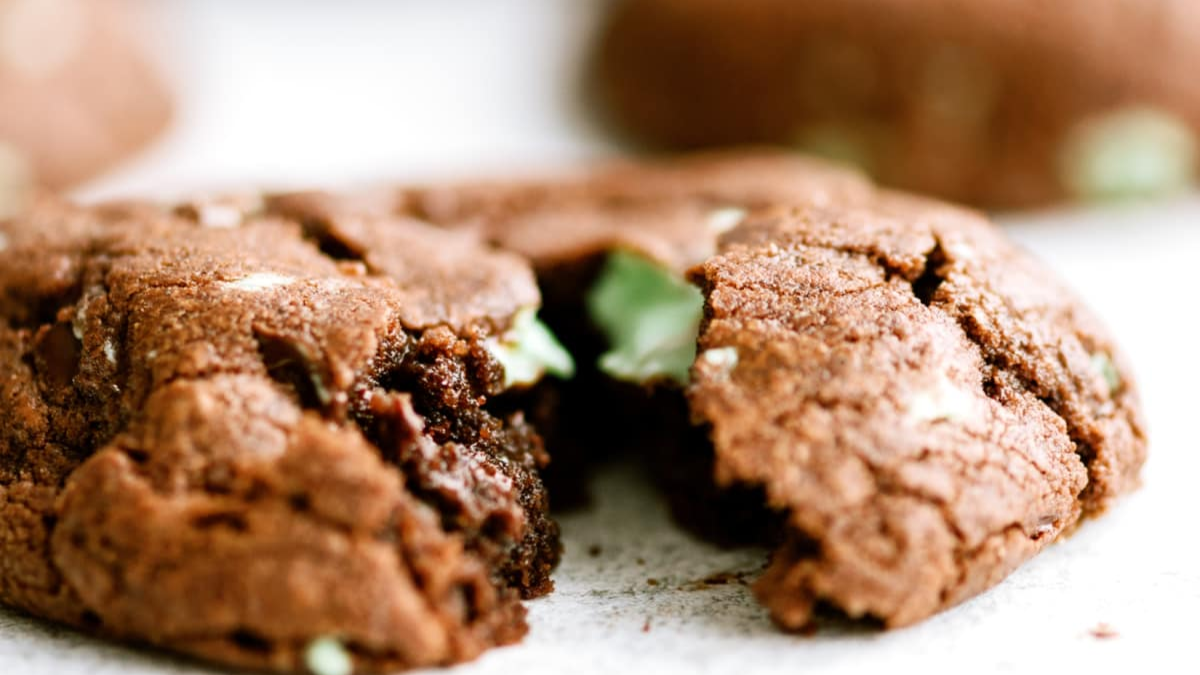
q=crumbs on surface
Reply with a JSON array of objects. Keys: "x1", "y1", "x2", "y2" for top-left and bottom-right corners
[
  {"x1": 678, "y1": 569, "x2": 755, "y2": 591},
  {"x1": 1089, "y1": 623, "x2": 1119, "y2": 640}
]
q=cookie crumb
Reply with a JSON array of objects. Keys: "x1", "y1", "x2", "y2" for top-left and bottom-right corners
[
  {"x1": 1089, "y1": 623, "x2": 1119, "y2": 640},
  {"x1": 642, "y1": 617, "x2": 652, "y2": 633},
  {"x1": 701, "y1": 571, "x2": 745, "y2": 586},
  {"x1": 304, "y1": 636, "x2": 353, "y2": 675},
  {"x1": 587, "y1": 544, "x2": 602, "y2": 557},
  {"x1": 679, "y1": 569, "x2": 753, "y2": 591},
  {"x1": 646, "y1": 578, "x2": 659, "y2": 586},
  {"x1": 635, "y1": 557, "x2": 646, "y2": 566}
]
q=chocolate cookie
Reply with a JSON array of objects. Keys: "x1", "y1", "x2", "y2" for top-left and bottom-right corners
[
  {"x1": 689, "y1": 196, "x2": 1145, "y2": 627},
  {"x1": 387, "y1": 151, "x2": 1144, "y2": 627},
  {"x1": 592, "y1": 0, "x2": 1200, "y2": 208},
  {"x1": 0, "y1": 194, "x2": 571, "y2": 672},
  {"x1": 3, "y1": 150, "x2": 1147, "y2": 672},
  {"x1": 0, "y1": 0, "x2": 172, "y2": 206}
]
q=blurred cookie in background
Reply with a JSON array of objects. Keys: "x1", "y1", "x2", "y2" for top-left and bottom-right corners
[
  {"x1": 592, "y1": 0, "x2": 1200, "y2": 209},
  {"x1": 0, "y1": 0, "x2": 172, "y2": 213}
]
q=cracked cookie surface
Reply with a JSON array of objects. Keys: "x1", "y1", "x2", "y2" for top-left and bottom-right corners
[
  {"x1": 0, "y1": 149, "x2": 1149, "y2": 671},
  {"x1": 0, "y1": 196, "x2": 557, "y2": 672},
  {"x1": 688, "y1": 195, "x2": 1145, "y2": 627}
]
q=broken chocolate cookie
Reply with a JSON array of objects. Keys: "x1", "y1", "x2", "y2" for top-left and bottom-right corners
[
  {"x1": 1, "y1": 149, "x2": 1148, "y2": 673},
  {"x1": 274, "y1": 150, "x2": 875, "y2": 507},
  {"x1": 0, "y1": 194, "x2": 569, "y2": 672},
  {"x1": 390, "y1": 150, "x2": 1146, "y2": 628}
]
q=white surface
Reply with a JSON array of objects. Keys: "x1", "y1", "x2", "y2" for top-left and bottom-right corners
[{"x1": 4, "y1": 1, "x2": 1200, "y2": 674}]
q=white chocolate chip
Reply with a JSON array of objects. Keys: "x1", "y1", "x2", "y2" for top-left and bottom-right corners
[
  {"x1": 0, "y1": 0, "x2": 86, "y2": 79},
  {"x1": 699, "y1": 346, "x2": 739, "y2": 374},
  {"x1": 194, "y1": 204, "x2": 244, "y2": 229},
  {"x1": 103, "y1": 339, "x2": 117, "y2": 366},
  {"x1": 72, "y1": 301, "x2": 89, "y2": 340},
  {"x1": 304, "y1": 637, "x2": 352, "y2": 675},
  {"x1": 706, "y1": 207, "x2": 747, "y2": 235},
  {"x1": 222, "y1": 272, "x2": 294, "y2": 292},
  {"x1": 907, "y1": 377, "x2": 977, "y2": 424},
  {"x1": 1090, "y1": 352, "x2": 1121, "y2": 394}
]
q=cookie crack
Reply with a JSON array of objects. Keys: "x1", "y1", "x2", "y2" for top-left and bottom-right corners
[
  {"x1": 288, "y1": 214, "x2": 375, "y2": 270},
  {"x1": 909, "y1": 240, "x2": 947, "y2": 306},
  {"x1": 899, "y1": 235, "x2": 1097, "y2": 518}
]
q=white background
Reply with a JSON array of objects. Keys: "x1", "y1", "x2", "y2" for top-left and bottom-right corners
[{"x1": 4, "y1": 1, "x2": 1199, "y2": 673}]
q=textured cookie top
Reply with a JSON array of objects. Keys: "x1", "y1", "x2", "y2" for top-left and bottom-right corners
[
  {"x1": 273, "y1": 149, "x2": 873, "y2": 275},
  {"x1": 0, "y1": 196, "x2": 555, "y2": 672},
  {"x1": 407, "y1": 149, "x2": 874, "y2": 273},
  {"x1": 1, "y1": 195, "x2": 543, "y2": 443},
  {"x1": 687, "y1": 197, "x2": 1146, "y2": 627}
]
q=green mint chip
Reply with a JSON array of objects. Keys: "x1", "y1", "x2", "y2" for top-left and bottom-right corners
[
  {"x1": 487, "y1": 307, "x2": 576, "y2": 389},
  {"x1": 585, "y1": 250, "x2": 705, "y2": 385},
  {"x1": 1090, "y1": 351, "x2": 1121, "y2": 395},
  {"x1": 304, "y1": 636, "x2": 353, "y2": 675},
  {"x1": 1061, "y1": 107, "x2": 1197, "y2": 202}
]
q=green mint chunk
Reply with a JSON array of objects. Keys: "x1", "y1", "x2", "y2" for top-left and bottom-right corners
[
  {"x1": 1090, "y1": 351, "x2": 1121, "y2": 395},
  {"x1": 586, "y1": 251, "x2": 705, "y2": 385},
  {"x1": 1061, "y1": 107, "x2": 1197, "y2": 202},
  {"x1": 487, "y1": 307, "x2": 575, "y2": 389}
]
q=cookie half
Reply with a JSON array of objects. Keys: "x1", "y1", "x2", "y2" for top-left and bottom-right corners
[
  {"x1": 689, "y1": 195, "x2": 1145, "y2": 627},
  {"x1": 0, "y1": 195, "x2": 569, "y2": 672}
]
